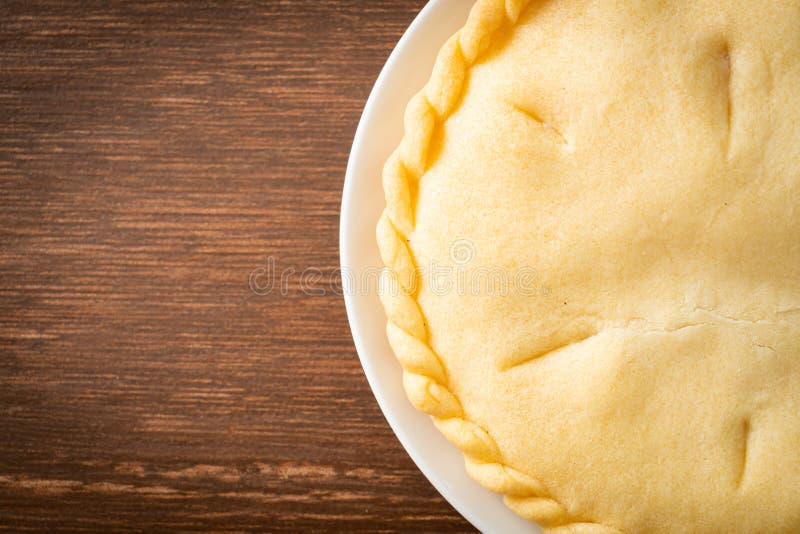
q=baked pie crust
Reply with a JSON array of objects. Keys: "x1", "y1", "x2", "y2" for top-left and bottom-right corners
[{"x1": 377, "y1": 0, "x2": 800, "y2": 532}]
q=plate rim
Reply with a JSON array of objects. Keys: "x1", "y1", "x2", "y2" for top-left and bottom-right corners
[{"x1": 339, "y1": 2, "x2": 538, "y2": 532}]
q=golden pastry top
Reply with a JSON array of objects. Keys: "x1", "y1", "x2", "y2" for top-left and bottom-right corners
[{"x1": 378, "y1": 1, "x2": 800, "y2": 531}]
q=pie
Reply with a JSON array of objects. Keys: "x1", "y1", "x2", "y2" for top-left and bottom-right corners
[{"x1": 375, "y1": 0, "x2": 800, "y2": 532}]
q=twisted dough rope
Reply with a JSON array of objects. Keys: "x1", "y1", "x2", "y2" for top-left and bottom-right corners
[{"x1": 376, "y1": 1, "x2": 621, "y2": 532}]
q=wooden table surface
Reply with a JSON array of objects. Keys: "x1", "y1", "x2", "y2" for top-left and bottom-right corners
[{"x1": 0, "y1": 1, "x2": 474, "y2": 531}]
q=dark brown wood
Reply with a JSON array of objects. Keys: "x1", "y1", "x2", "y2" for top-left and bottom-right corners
[{"x1": 0, "y1": 1, "x2": 474, "y2": 531}]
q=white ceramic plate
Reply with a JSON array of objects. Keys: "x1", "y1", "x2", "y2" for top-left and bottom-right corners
[{"x1": 340, "y1": 1, "x2": 539, "y2": 532}]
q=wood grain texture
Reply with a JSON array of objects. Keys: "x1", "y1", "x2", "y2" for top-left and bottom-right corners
[{"x1": 0, "y1": 1, "x2": 474, "y2": 531}]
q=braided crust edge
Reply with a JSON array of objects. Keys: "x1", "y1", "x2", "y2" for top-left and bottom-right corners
[{"x1": 376, "y1": 1, "x2": 621, "y2": 532}]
